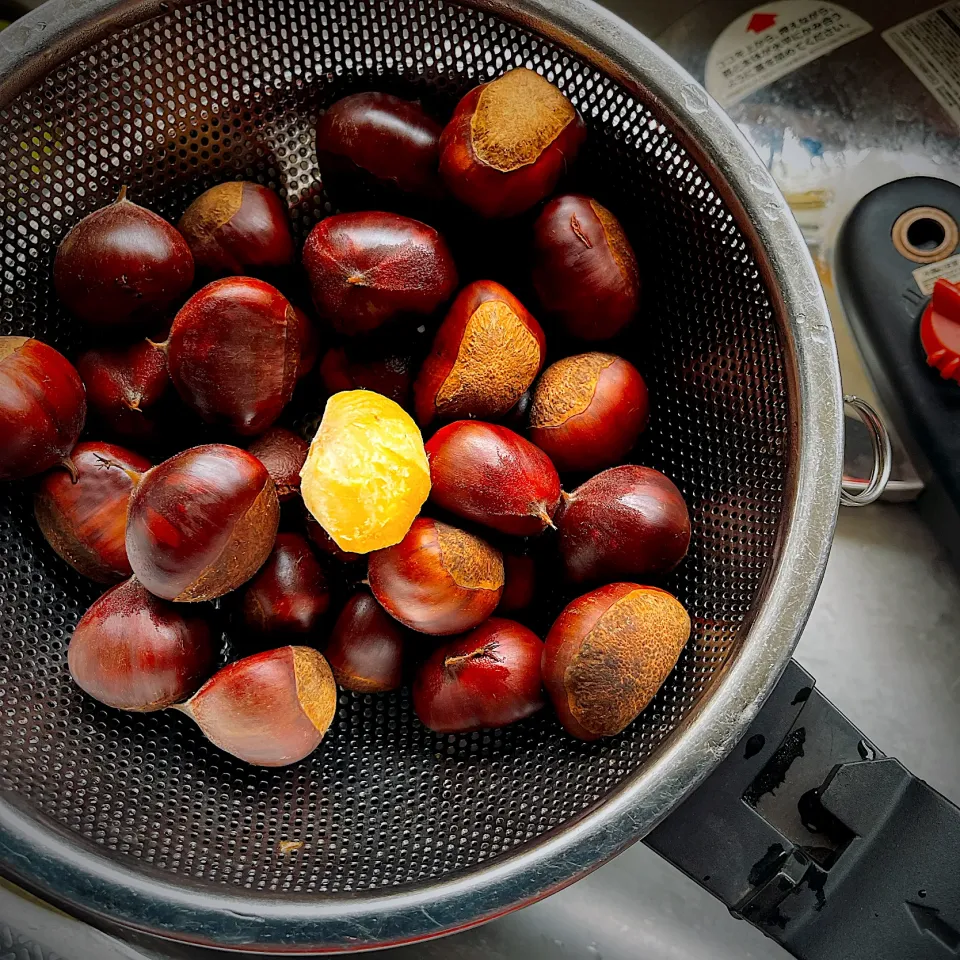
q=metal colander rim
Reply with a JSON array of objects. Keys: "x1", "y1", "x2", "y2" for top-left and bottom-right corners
[{"x1": 0, "y1": 0, "x2": 843, "y2": 950}]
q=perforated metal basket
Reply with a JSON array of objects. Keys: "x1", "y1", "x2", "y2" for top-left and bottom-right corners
[{"x1": 0, "y1": 0, "x2": 841, "y2": 951}]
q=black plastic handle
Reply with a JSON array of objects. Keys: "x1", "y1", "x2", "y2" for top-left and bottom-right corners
[{"x1": 646, "y1": 659, "x2": 960, "y2": 959}]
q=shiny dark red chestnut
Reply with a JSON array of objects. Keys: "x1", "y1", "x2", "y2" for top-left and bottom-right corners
[
  {"x1": 439, "y1": 68, "x2": 586, "y2": 218},
  {"x1": 247, "y1": 427, "x2": 308, "y2": 502},
  {"x1": 532, "y1": 194, "x2": 640, "y2": 340},
  {"x1": 302, "y1": 212, "x2": 458, "y2": 336},
  {"x1": 75, "y1": 340, "x2": 170, "y2": 442},
  {"x1": 528, "y1": 352, "x2": 649, "y2": 472},
  {"x1": 543, "y1": 583, "x2": 690, "y2": 740},
  {"x1": 368, "y1": 516, "x2": 503, "y2": 636},
  {"x1": 557, "y1": 465, "x2": 691, "y2": 584},
  {"x1": 413, "y1": 280, "x2": 546, "y2": 427},
  {"x1": 239, "y1": 533, "x2": 330, "y2": 639},
  {"x1": 53, "y1": 188, "x2": 194, "y2": 328},
  {"x1": 319, "y1": 345, "x2": 415, "y2": 409},
  {"x1": 498, "y1": 551, "x2": 537, "y2": 614},
  {"x1": 0, "y1": 337, "x2": 86, "y2": 481},
  {"x1": 178, "y1": 181, "x2": 295, "y2": 277},
  {"x1": 35, "y1": 441, "x2": 150, "y2": 584},
  {"x1": 126, "y1": 443, "x2": 280, "y2": 602},
  {"x1": 68, "y1": 577, "x2": 215, "y2": 711},
  {"x1": 165, "y1": 276, "x2": 301, "y2": 436},
  {"x1": 413, "y1": 617, "x2": 544, "y2": 733},
  {"x1": 325, "y1": 590, "x2": 407, "y2": 693},
  {"x1": 293, "y1": 306, "x2": 321, "y2": 380},
  {"x1": 316, "y1": 92, "x2": 444, "y2": 201},
  {"x1": 425, "y1": 421, "x2": 560, "y2": 536},
  {"x1": 175, "y1": 646, "x2": 337, "y2": 766}
]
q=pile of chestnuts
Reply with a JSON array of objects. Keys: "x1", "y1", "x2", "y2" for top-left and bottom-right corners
[{"x1": 0, "y1": 68, "x2": 693, "y2": 768}]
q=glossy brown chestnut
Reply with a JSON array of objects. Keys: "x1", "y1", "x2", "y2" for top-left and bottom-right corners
[
  {"x1": 239, "y1": 533, "x2": 330, "y2": 639},
  {"x1": 0, "y1": 337, "x2": 86, "y2": 482},
  {"x1": 368, "y1": 516, "x2": 503, "y2": 636},
  {"x1": 247, "y1": 427, "x2": 308, "y2": 502},
  {"x1": 293, "y1": 306, "x2": 321, "y2": 380},
  {"x1": 75, "y1": 340, "x2": 170, "y2": 442},
  {"x1": 498, "y1": 552, "x2": 537, "y2": 614},
  {"x1": 126, "y1": 444, "x2": 280, "y2": 602},
  {"x1": 35, "y1": 441, "x2": 150, "y2": 584},
  {"x1": 166, "y1": 276, "x2": 301, "y2": 436},
  {"x1": 302, "y1": 212, "x2": 457, "y2": 336},
  {"x1": 53, "y1": 188, "x2": 194, "y2": 328},
  {"x1": 557, "y1": 465, "x2": 691, "y2": 584},
  {"x1": 316, "y1": 92, "x2": 444, "y2": 201},
  {"x1": 178, "y1": 181, "x2": 295, "y2": 277},
  {"x1": 542, "y1": 583, "x2": 690, "y2": 740},
  {"x1": 325, "y1": 590, "x2": 406, "y2": 693},
  {"x1": 175, "y1": 646, "x2": 337, "y2": 766},
  {"x1": 319, "y1": 345, "x2": 415, "y2": 409},
  {"x1": 413, "y1": 618, "x2": 544, "y2": 733},
  {"x1": 439, "y1": 68, "x2": 586, "y2": 219},
  {"x1": 529, "y1": 353, "x2": 649, "y2": 472},
  {"x1": 68, "y1": 577, "x2": 215, "y2": 711},
  {"x1": 532, "y1": 195, "x2": 640, "y2": 340},
  {"x1": 425, "y1": 421, "x2": 560, "y2": 536},
  {"x1": 305, "y1": 515, "x2": 364, "y2": 565},
  {"x1": 413, "y1": 280, "x2": 546, "y2": 427}
]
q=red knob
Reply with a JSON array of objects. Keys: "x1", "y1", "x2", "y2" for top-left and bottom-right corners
[{"x1": 920, "y1": 278, "x2": 960, "y2": 383}]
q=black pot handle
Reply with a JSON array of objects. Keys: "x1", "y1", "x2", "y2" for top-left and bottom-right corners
[{"x1": 646, "y1": 659, "x2": 960, "y2": 959}]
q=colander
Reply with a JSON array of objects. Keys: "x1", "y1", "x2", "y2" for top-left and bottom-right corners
[{"x1": 0, "y1": 0, "x2": 956, "y2": 957}]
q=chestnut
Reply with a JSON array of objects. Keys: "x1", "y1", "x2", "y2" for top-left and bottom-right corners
[
  {"x1": 35, "y1": 441, "x2": 150, "y2": 584},
  {"x1": 0, "y1": 337, "x2": 86, "y2": 481},
  {"x1": 532, "y1": 195, "x2": 640, "y2": 340},
  {"x1": 425, "y1": 421, "x2": 560, "y2": 536},
  {"x1": 126, "y1": 443, "x2": 280, "y2": 602},
  {"x1": 319, "y1": 345, "x2": 415, "y2": 410},
  {"x1": 413, "y1": 280, "x2": 546, "y2": 427},
  {"x1": 557, "y1": 465, "x2": 691, "y2": 584},
  {"x1": 300, "y1": 390, "x2": 430, "y2": 555},
  {"x1": 165, "y1": 276, "x2": 301, "y2": 436},
  {"x1": 53, "y1": 188, "x2": 194, "y2": 328},
  {"x1": 528, "y1": 353, "x2": 649, "y2": 472},
  {"x1": 498, "y1": 551, "x2": 537, "y2": 614},
  {"x1": 306, "y1": 515, "x2": 364, "y2": 565},
  {"x1": 542, "y1": 583, "x2": 690, "y2": 740},
  {"x1": 75, "y1": 340, "x2": 170, "y2": 442},
  {"x1": 325, "y1": 590, "x2": 406, "y2": 693},
  {"x1": 439, "y1": 68, "x2": 586, "y2": 218},
  {"x1": 239, "y1": 533, "x2": 330, "y2": 639},
  {"x1": 412, "y1": 618, "x2": 544, "y2": 733},
  {"x1": 178, "y1": 181, "x2": 294, "y2": 277},
  {"x1": 68, "y1": 577, "x2": 215, "y2": 711},
  {"x1": 368, "y1": 516, "x2": 503, "y2": 635},
  {"x1": 247, "y1": 427, "x2": 308, "y2": 502},
  {"x1": 316, "y1": 92, "x2": 444, "y2": 202},
  {"x1": 174, "y1": 646, "x2": 337, "y2": 766},
  {"x1": 302, "y1": 212, "x2": 457, "y2": 336}
]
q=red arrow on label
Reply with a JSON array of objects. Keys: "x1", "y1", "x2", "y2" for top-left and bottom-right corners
[{"x1": 747, "y1": 12, "x2": 778, "y2": 33}]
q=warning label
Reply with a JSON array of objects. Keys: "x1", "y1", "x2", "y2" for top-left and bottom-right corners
[
  {"x1": 705, "y1": 2, "x2": 872, "y2": 108},
  {"x1": 884, "y1": 2, "x2": 960, "y2": 129},
  {"x1": 913, "y1": 253, "x2": 960, "y2": 295}
]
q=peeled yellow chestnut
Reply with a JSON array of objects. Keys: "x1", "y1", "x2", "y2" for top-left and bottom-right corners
[
  {"x1": 439, "y1": 68, "x2": 586, "y2": 218},
  {"x1": 414, "y1": 280, "x2": 546, "y2": 427},
  {"x1": 542, "y1": 583, "x2": 690, "y2": 740}
]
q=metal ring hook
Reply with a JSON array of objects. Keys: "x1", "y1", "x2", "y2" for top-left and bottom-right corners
[{"x1": 840, "y1": 395, "x2": 892, "y2": 507}]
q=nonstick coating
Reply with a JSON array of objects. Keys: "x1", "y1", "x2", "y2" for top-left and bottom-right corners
[{"x1": 0, "y1": 0, "x2": 842, "y2": 949}]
